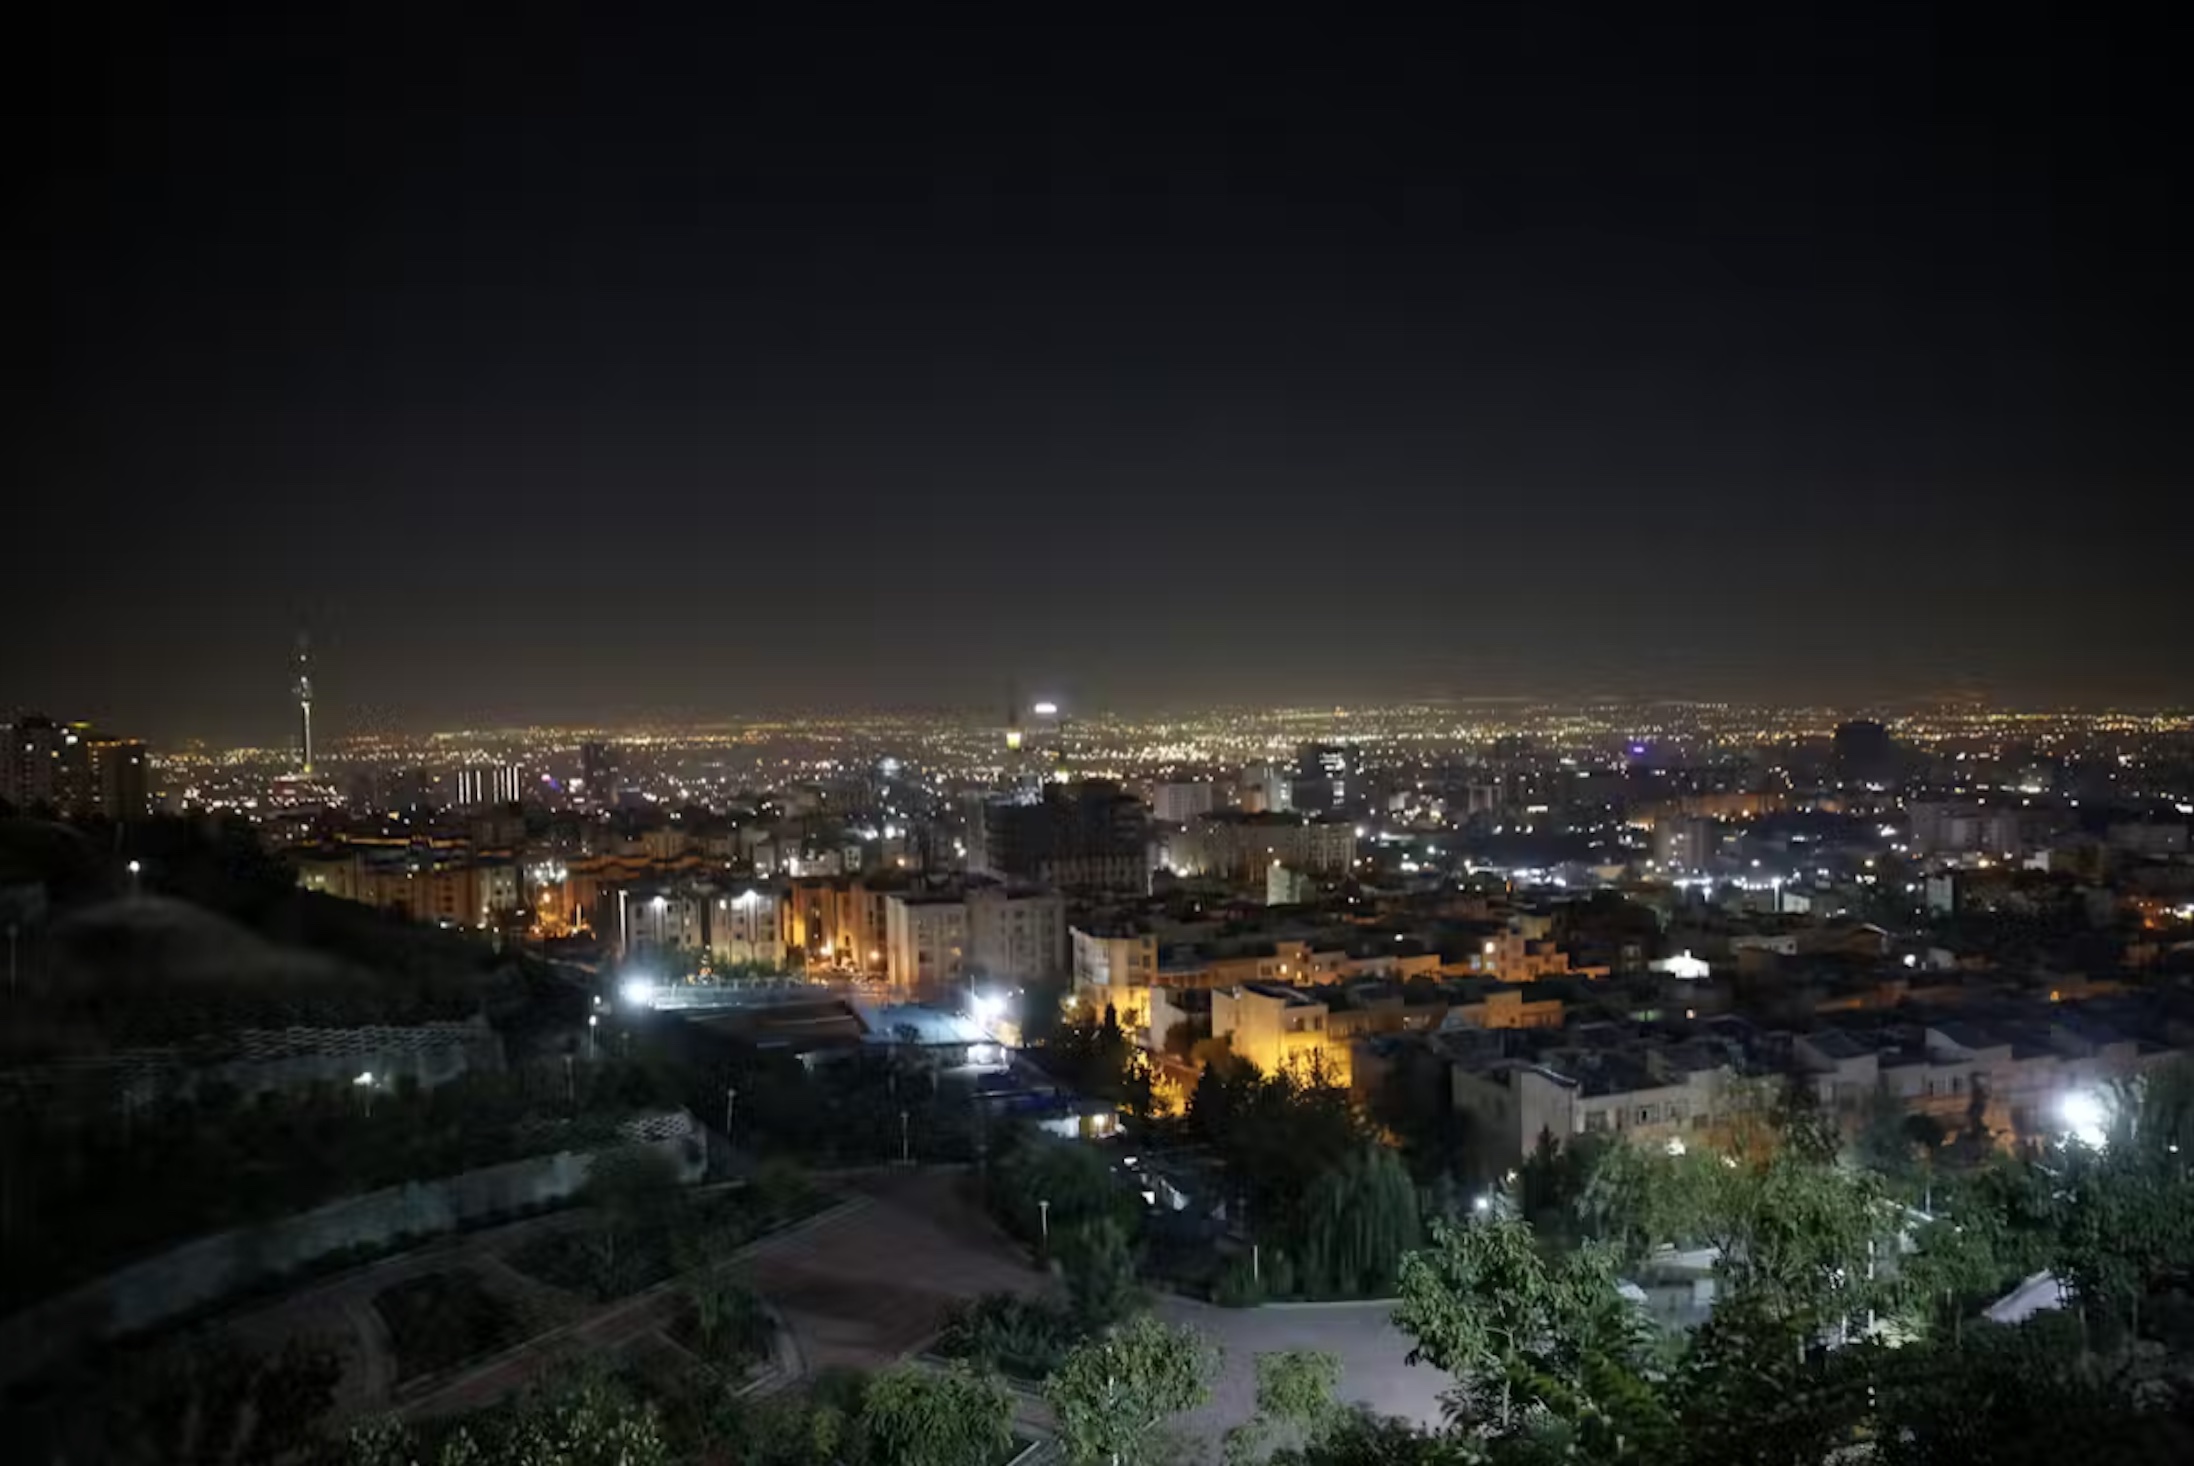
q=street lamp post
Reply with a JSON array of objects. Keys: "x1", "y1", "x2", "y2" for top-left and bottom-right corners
[
  {"x1": 126, "y1": 860, "x2": 142, "y2": 900},
  {"x1": 725, "y1": 1084, "x2": 737, "y2": 1140},
  {"x1": 900, "y1": 1109, "x2": 910, "y2": 1165},
  {"x1": 587, "y1": 1013, "x2": 599, "y2": 1061},
  {"x1": 1038, "y1": 1198, "x2": 1050, "y2": 1245}
]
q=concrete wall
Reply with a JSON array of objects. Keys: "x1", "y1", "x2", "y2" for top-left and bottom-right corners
[{"x1": 0, "y1": 1114, "x2": 703, "y2": 1390}]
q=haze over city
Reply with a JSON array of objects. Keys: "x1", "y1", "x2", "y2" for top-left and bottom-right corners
[{"x1": 13, "y1": 11, "x2": 2192, "y2": 742}]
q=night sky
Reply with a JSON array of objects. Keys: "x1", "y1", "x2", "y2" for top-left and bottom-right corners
[{"x1": 12, "y1": 7, "x2": 2188, "y2": 742}]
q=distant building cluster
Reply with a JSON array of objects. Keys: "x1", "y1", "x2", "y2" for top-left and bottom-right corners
[
  {"x1": 1, "y1": 713, "x2": 149, "y2": 821},
  {"x1": 37, "y1": 689, "x2": 2194, "y2": 1164}
]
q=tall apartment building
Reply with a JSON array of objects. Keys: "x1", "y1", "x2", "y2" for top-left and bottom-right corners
[
  {"x1": 2, "y1": 716, "x2": 149, "y2": 820},
  {"x1": 77, "y1": 737, "x2": 150, "y2": 820},
  {"x1": 1150, "y1": 779, "x2": 1217, "y2": 826},
  {"x1": 1652, "y1": 816, "x2": 1720, "y2": 871},
  {"x1": 1291, "y1": 743, "x2": 1353, "y2": 811},
  {"x1": 976, "y1": 781, "x2": 1150, "y2": 893},
  {"x1": 967, "y1": 882, "x2": 1066, "y2": 982}
]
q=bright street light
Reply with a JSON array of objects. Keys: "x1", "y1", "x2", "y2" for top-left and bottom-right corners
[
  {"x1": 2060, "y1": 1089, "x2": 2109, "y2": 1149},
  {"x1": 619, "y1": 977, "x2": 654, "y2": 1006}
]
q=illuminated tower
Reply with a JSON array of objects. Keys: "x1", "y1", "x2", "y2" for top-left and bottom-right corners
[{"x1": 294, "y1": 632, "x2": 315, "y2": 775}]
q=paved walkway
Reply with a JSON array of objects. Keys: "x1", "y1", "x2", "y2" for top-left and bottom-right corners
[{"x1": 1154, "y1": 1296, "x2": 1453, "y2": 1444}]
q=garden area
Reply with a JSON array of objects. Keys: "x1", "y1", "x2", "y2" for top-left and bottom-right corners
[
  {"x1": 371, "y1": 1269, "x2": 523, "y2": 1382},
  {"x1": 504, "y1": 1151, "x2": 830, "y2": 1303}
]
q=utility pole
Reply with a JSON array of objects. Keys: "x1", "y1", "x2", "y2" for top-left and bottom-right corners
[{"x1": 900, "y1": 1109, "x2": 910, "y2": 1165}]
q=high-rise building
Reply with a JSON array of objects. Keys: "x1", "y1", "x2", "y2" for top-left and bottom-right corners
[
  {"x1": 76, "y1": 736, "x2": 150, "y2": 820},
  {"x1": 1652, "y1": 816, "x2": 1720, "y2": 871},
  {"x1": 1832, "y1": 719, "x2": 1895, "y2": 785},
  {"x1": 1151, "y1": 780, "x2": 1216, "y2": 825},
  {"x1": 579, "y1": 741, "x2": 618, "y2": 803},
  {"x1": 1292, "y1": 743, "x2": 1352, "y2": 811},
  {"x1": 976, "y1": 780, "x2": 1150, "y2": 892},
  {"x1": 2, "y1": 715, "x2": 65, "y2": 811},
  {"x1": 453, "y1": 763, "x2": 524, "y2": 808},
  {"x1": 1239, "y1": 761, "x2": 1293, "y2": 813},
  {"x1": 2, "y1": 716, "x2": 148, "y2": 820}
]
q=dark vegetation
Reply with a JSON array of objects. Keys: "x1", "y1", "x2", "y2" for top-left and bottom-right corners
[
  {"x1": 0, "y1": 1054, "x2": 685, "y2": 1312},
  {"x1": 372, "y1": 1270, "x2": 520, "y2": 1381},
  {"x1": 505, "y1": 1152, "x2": 825, "y2": 1303}
]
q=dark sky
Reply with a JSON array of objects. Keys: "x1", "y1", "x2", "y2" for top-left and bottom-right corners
[{"x1": 12, "y1": 6, "x2": 2189, "y2": 742}]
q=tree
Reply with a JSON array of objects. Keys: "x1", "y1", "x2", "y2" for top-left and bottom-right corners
[
  {"x1": 858, "y1": 1362, "x2": 1015, "y2": 1466},
  {"x1": 349, "y1": 1370, "x2": 669, "y2": 1466},
  {"x1": 990, "y1": 1124, "x2": 1136, "y2": 1247},
  {"x1": 689, "y1": 1272, "x2": 772, "y2": 1366},
  {"x1": 1854, "y1": 1082, "x2": 1922, "y2": 1185},
  {"x1": 1061, "y1": 1214, "x2": 1143, "y2": 1330},
  {"x1": 1391, "y1": 1215, "x2": 1665, "y2": 1451},
  {"x1": 1222, "y1": 1349, "x2": 1344, "y2": 1465},
  {"x1": 1046, "y1": 1315, "x2": 1218, "y2": 1466},
  {"x1": 1294, "y1": 1144, "x2": 1420, "y2": 1298}
]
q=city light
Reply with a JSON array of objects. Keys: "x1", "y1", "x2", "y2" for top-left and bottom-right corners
[
  {"x1": 1032, "y1": 701, "x2": 1058, "y2": 716},
  {"x1": 969, "y1": 991, "x2": 1005, "y2": 1026},
  {"x1": 619, "y1": 976, "x2": 655, "y2": 1006},
  {"x1": 2060, "y1": 1089, "x2": 2109, "y2": 1148}
]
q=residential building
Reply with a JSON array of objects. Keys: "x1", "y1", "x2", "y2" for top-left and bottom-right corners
[
  {"x1": 780, "y1": 875, "x2": 893, "y2": 975},
  {"x1": 1151, "y1": 780, "x2": 1217, "y2": 826},
  {"x1": 976, "y1": 781, "x2": 1151, "y2": 892},
  {"x1": 1171, "y1": 810, "x2": 1356, "y2": 884},
  {"x1": 1213, "y1": 982, "x2": 1348, "y2": 1085},
  {"x1": 708, "y1": 886, "x2": 785, "y2": 969},
  {"x1": 1073, "y1": 923, "x2": 1158, "y2": 1021},
  {"x1": 1652, "y1": 816, "x2": 1720, "y2": 871},
  {"x1": 3, "y1": 715, "x2": 67, "y2": 811},
  {"x1": 1908, "y1": 801, "x2": 2023, "y2": 856},
  {"x1": 884, "y1": 890, "x2": 970, "y2": 990},
  {"x1": 967, "y1": 882, "x2": 1066, "y2": 983}
]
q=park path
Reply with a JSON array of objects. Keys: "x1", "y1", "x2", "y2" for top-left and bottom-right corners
[
  {"x1": 735, "y1": 1168, "x2": 1043, "y2": 1378},
  {"x1": 1153, "y1": 1295, "x2": 1454, "y2": 1444}
]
